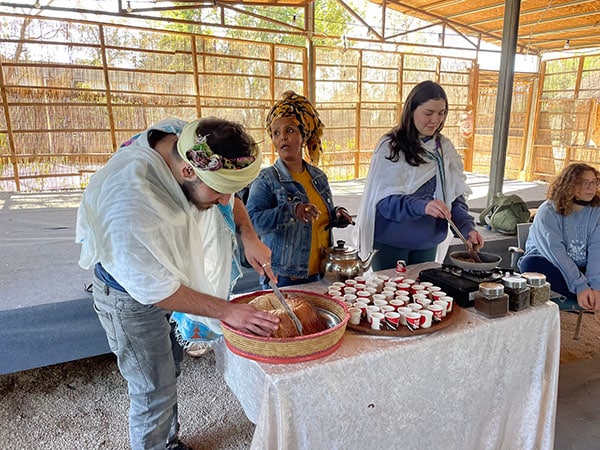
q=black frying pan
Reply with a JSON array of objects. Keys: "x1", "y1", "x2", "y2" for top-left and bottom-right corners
[{"x1": 448, "y1": 251, "x2": 502, "y2": 271}]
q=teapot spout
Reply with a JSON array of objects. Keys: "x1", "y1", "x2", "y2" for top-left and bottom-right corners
[{"x1": 360, "y1": 249, "x2": 379, "y2": 271}]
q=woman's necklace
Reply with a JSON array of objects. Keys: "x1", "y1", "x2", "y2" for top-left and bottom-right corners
[
  {"x1": 573, "y1": 198, "x2": 592, "y2": 206},
  {"x1": 424, "y1": 137, "x2": 446, "y2": 202}
]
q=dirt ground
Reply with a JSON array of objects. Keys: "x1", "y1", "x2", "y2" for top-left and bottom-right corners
[
  {"x1": 0, "y1": 351, "x2": 256, "y2": 450},
  {"x1": 0, "y1": 308, "x2": 597, "y2": 449},
  {"x1": 557, "y1": 309, "x2": 600, "y2": 363}
]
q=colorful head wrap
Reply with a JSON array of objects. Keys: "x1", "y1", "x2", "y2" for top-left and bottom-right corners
[
  {"x1": 265, "y1": 90, "x2": 325, "y2": 165},
  {"x1": 177, "y1": 119, "x2": 262, "y2": 194}
]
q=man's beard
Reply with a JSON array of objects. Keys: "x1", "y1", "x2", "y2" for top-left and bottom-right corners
[{"x1": 180, "y1": 179, "x2": 215, "y2": 210}]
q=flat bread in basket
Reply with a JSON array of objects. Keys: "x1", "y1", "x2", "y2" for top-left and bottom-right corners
[{"x1": 220, "y1": 290, "x2": 349, "y2": 364}]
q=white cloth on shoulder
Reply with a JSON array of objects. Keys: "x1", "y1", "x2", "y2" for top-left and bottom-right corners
[
  {"x1": 352, "y1": 134, "x2": 470, "y2": 259},
  {"x1": 76, "y1": 120, "x2": 234, "y2": 335}
]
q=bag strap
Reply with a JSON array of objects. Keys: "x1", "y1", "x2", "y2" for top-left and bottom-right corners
[{"x1": 478, "y1": 202, "x2": 496, "y2": 225}]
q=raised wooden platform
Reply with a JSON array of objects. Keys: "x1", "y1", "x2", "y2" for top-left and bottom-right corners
[{"x1": 0, "y1": 193, "x2": 109, "y2": 375}]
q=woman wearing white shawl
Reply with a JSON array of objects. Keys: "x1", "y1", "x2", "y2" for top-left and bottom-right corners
[
  {"x1": 353, "y1": 81, "x2": 484, "y2": 269},
  {"x1": 76, "y1": 117, "x2": 279, "y2": 450}
]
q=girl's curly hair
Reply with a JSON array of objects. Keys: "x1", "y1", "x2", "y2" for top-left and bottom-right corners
[{"x1": 547, "y1": 163, "x2": 600, "y2": 215}]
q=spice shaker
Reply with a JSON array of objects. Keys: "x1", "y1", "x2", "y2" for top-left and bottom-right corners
[
  {"x1": 395, "y1": 259, "x2": 407, "y2": 273},
  {"x1": 474, "y1": 282, "x2": 509, "y2": 318},
  {"x1": 521, "y1": 272, "x2": 551, "y2": 306},
  {"x1": 502, "y1": 275, "x2": 530, "y2": 311}
]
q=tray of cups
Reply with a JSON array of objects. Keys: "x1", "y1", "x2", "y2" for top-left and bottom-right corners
[
  {"x1": 346, "y1": 303, "x2": 463, "y2": 337},
  {"x1": 329, "y1": 274, "x2": 464, "y2": 337}
]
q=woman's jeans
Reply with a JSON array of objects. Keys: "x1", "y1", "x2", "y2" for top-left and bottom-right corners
[
  {"x1": 260, "y1": 273, "x2": 320, "y2": 290},
  {"x1": 518, "y1": 254, "x2": 575, "y2": 299},
  {"x1": 92, "y1": 276, "x2": 183, "y2": 450}
]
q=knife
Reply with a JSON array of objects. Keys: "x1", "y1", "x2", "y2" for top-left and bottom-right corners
[{"x1": 267, "y1": 279, "x2": 303, "y2": 336}]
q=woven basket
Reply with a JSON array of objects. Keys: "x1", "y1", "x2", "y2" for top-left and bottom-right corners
[{"x1": 220, "y1": 289, "x2": 349, "y2": 364}]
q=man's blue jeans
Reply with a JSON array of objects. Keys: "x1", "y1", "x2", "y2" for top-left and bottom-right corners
[{"x1": 92, "y1": 276, "x2": 183, "y2": 450}]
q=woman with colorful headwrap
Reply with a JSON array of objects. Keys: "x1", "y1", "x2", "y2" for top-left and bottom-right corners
[{"x1": 246, "y1": 91, "x2": 353, "y2": 287}]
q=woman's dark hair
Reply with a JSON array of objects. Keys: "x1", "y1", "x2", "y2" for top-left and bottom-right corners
[
  {"x1": 385, "y1": 80, "x2": 448, "y2": 166},
  {"x1": 547, "y1": 163, "x2": 600, "y2": 215}
]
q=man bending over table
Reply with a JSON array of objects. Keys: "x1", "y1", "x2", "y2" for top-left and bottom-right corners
[{"x1": 76, "y1": 117, "x2": 279, "y2": 450}]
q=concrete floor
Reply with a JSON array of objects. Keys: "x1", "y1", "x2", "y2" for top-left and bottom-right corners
[{"x1": 555, "y1": 352, "x2": 600, "y2": 449}]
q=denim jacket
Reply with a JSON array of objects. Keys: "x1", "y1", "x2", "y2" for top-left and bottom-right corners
[{"x1": 246, "y1": 159, "x2": 335, "y2": 279}]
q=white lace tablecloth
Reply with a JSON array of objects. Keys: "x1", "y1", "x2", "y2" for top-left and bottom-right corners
[{"x1": 214, "y1": 264, "x2": 560, "y2": 450}]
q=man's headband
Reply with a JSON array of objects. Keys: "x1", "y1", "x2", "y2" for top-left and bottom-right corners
[{"x1": 177, "y1": 119, "x2": 262, "y2": 194}]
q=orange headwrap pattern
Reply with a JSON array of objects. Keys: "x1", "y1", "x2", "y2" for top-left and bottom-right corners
[{"x1": 265, "y1": 90, "x2": 325, "y2": 165}]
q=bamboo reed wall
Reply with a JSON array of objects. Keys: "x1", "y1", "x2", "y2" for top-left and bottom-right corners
[{"x1": 1, "y1": 15, "x2": 599, "y2": 192}]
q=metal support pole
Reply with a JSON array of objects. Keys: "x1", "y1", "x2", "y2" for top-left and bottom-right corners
[
  {"x1": 306, "y1": 1, "x2": 316, "y2": 104},
  {"x1": 486, "y1": 0, "x2": 521, "y2": 207}
]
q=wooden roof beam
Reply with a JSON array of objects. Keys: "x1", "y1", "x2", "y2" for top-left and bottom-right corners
[
  {"x1": 378, "y1": 0, "x2": 518, "y2": 50},
  {"x1": 446, "y1": 0, "x2": 595, "y2": 20},
  {"x1": 336, "y1": 0, "x2": 383, "y2": 40},
  {"x1": 472, "y1": 6, "x2": 599, "y2": 28},
  {"x1": 517, "y1": 22, "x2": 600, "y2": 39}
]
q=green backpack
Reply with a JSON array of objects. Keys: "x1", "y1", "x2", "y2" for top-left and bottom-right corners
[{"x1": 478, "y1": 193, "x2": 531, "y2": 235}]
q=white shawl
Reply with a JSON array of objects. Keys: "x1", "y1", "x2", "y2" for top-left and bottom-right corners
[
  {"x1": 352, "y1": 134, "x2": 471, "y2": 259},
  {"x1": 76, "y1": 125, "x2": 234, "y2": 332}
]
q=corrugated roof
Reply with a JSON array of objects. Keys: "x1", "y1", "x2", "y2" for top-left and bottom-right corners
[{"x1": 371, "y1": 0, "x2": 600, "y2": 54}]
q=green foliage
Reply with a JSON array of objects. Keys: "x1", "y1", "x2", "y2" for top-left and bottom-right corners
[
  {"x1": 543, "y1": 56, "x2": 581, "y2": 98},
  {"x1": 162, "y1": 1, "x2": 353, "y2": 46},
  {"x1": 583, "y1": 55, "x2": 600, "y2": 71}
]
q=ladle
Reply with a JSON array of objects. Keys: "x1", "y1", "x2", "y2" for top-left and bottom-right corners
[{"x1": 447, "y1": 218, "x2": 482, "y2": 263}]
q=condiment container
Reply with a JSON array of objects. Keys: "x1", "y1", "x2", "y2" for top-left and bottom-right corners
[
  {"x1": 395, "y1": 259, "x2": 407, "y2": 273},
  {"x1": 474, "y1": 282, "x2": 509, "y2": 318},
  {"x1": 502, "y1": 275, "x2": 530, "y2": 311},
  {"x1": 521, "y1": 272, "x2": 550, "y2": 306}
]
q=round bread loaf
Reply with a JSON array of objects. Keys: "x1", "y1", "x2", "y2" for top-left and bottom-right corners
[{"x1": 249, "y1": 293, "x2": 328, "y2": 338}]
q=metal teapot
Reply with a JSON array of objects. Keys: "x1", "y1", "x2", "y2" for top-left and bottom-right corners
[{"x1": 321, "y1": 240, "x2": 378, "y2": 283}]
